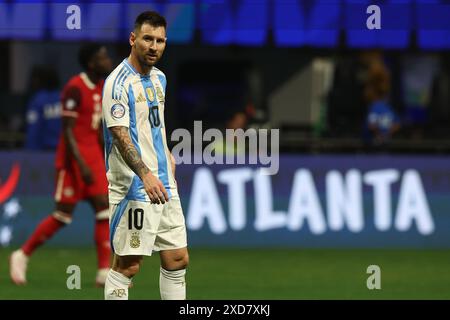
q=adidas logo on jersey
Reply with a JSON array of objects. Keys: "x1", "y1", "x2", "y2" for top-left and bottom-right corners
[{"x1": 136, "y1": 93, "x2": 146, "y2": 103}]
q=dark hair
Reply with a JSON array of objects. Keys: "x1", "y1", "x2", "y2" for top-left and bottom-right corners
[
  {"x1": 78, "y1": 43, "x2": 103, "y2": 70},
  {"x1": 134, "y1": 11, "x2": 167, "y2": 32}
]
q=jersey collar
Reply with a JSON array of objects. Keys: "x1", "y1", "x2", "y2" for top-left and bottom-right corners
[{"x1": 80, "y1": 72, "x2": 96, "y2": 90}]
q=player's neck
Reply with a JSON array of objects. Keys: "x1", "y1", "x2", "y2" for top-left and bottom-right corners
[
  {"x1": 128, "y1": 54, "x2": 151, "y2": 76},
  {"x1": 85, "y1": 71, "x2": 101, "y2": 85}
]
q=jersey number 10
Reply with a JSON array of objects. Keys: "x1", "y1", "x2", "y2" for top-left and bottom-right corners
[
  {"x1": 149, "y1": 106, "x2": 161, "y2": 128},
  {"x1": 128, "y1": 208, "x2": 144, "y2": 230}
]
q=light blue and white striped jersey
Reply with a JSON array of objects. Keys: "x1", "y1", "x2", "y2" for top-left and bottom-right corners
[{"x1": 102, "y1": 58, "x2": 177, "y2": 204}]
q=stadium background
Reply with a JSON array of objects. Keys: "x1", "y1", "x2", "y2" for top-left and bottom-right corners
[{"x1": 1, "y1": 0, "x2": 450, "y2": 299}]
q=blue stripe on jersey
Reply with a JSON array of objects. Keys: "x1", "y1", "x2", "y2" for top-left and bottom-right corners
[
  {"x1": 109, "y1": 198, "x2": 129, "y2": 254},
  {"x1": 141, "y1": 77, "x2": 172, "y2": 199},
  {"x1": 114, "y1": 68, "x2": 130, "y2": 100},
  {"x1": 123, "y1": 58, "x2": 137, "y2": 75},
  {"x1": 127, "y1": 84, "x2": 147, "y2": 201},
  {"x1": 157, "y1": 74, "x2": 166, "y2": 92},
  {"x1": 112, "y1": 67, "x2": 125, "y2": 99},
  {"x1": 112, "y1": 66, "x2": 126, "y2": 100},
  {"x1": 126, "y1": 176, "x2": 147, "y2": 201},
  {"x1": 152, "y1": 127, "x2": 172, "y2": 198},
  {"x1": 128, "y1": 84, "x2": 141, "y2": 155},
  {"x1": 102, "y1": 119, "x2": 113, "y2": 172}
]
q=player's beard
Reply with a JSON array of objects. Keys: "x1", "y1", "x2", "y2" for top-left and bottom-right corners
[{"x1": 139, "y1": 51, "x2": 158, "y2": 69}]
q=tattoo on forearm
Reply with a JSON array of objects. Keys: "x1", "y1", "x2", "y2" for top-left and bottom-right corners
[{"x1": 110, "y1": 126, "x2": 149, "y2": 177}]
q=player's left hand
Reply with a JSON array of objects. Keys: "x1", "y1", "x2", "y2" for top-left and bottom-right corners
[{"x1": 142, "y1": 172, "x2": 169, "y2": 204}]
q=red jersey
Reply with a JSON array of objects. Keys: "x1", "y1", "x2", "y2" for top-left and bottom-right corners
[{"x1": 55, "y1": 72, "x2": 104, "y2": 169}]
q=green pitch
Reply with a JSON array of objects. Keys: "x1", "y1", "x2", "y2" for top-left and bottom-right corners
[{"x1": 1, "y1": 248, "x2": 450, "y2": 299}]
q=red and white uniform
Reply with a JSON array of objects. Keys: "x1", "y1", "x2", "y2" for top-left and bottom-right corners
[{"x1": 54, "y1": 72, "x2": 108, "y2": 204}]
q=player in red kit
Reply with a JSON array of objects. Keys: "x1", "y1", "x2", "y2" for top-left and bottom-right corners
[{"x1": 9, "y1": 44, "x2": 113, "y2": 287}]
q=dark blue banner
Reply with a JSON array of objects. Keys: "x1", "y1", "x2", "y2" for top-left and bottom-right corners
[{"x1": 1, "y1": 0, "x2": 450, "y2": 49}]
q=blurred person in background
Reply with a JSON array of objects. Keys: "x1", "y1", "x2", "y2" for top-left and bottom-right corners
[
  {"x1": 401, "y1": 54, "x2": 439, "y2": 139},
  {"x1": 213, "y1": 106, "x2": 254, "y2": 157},
  {"x1": 24, "y1": 65, "x2": 61, "y2": 150},
  {"x1": 362, "y1": 51, "x2": 400, "y2": 148},
  {"x1": 9, "y1": 44, "x2": 113, "y2": 287}
]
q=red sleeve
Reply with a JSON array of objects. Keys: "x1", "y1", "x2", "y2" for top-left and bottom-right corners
[{"x1": 61, "y1": 84, "x2": 82, "y2": 118}]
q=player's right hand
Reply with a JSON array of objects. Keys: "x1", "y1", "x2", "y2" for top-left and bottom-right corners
[
  {"x1": 80, "y1": 165, "x2": 94, "y2": 185},
  {"x1": 142, "y1": 172, "x2": 169, "y2": 204}
]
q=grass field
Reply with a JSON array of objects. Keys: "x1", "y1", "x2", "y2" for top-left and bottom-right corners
[{"x1": 1, "y1": 247, "x2": 450, "y2": 300}]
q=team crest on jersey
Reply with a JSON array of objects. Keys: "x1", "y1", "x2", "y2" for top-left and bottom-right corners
[
  {"x1": 155, "y1": 86, "x2": 164, "y2": 102},
  {"x1": 130, "y1": 232, "x2": 141, "y2": 248},
  {"x1": 111, "y1": 104, "x2": 125, "y2": 119},
  {"x1": 146, "y1": 88, "x2": 155, "y2": 102}
]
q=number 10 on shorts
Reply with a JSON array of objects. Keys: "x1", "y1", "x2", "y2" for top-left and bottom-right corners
[{"x1": 128, "y1": 208, "x2": 144, "y2": 230}]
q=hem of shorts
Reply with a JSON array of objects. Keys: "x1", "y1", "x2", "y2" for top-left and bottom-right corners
[
  {"x1": 152, "y1": 243, "x2": 188, "y2": 252},
  {"x1": 113, "y1": 244, "x2": 187, "y2": 257},
  {"x1": 113, "y1": 250, "x2": 155, "y2": 257}
]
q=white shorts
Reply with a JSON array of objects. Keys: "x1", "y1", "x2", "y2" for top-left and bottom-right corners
[{"x1": 109, "y1": 196, "x2": 187, "y2": 256}]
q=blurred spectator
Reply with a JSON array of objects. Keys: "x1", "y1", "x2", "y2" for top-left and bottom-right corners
[
  {"x1": 24, "y1": 65, "x2": 61, "y2": 150},
  {"x1": 227, "y1": 110, "x2": 249, "y2": 131},
  {"x1": 401, "y1": 54, "x2": 439, "y2": 139},
  {"x1": 212, "y1": 108, "x2": 253, "y2": 157},
  {"x1": 365, "y1": 100, "x2": 400, "y2": 147},
  {"x1": 362, "y1": 51, "x2": 400, "y2": 148}
]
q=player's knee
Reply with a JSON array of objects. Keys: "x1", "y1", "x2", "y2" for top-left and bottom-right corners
[
  {"x1": 164, "y1": 251, "x2": 189, "y2": 270},
  {"x1": 52, "y1": 211, "x2": 73, "y2": 225},
  {"x1": 178, "y1": 252, "x2": 189, "y2": 269},
  {"x1": 114, "y1": 262, "x2": 140, "y2": 278},
  {"x1": 124, "y1": 263, "x2": 140, "y2": 277},
  {"x1": 115, "y1": 256, "x2": 142, "y2": 277}
]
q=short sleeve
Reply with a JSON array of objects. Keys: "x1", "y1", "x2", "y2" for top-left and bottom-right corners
[
  {"x1": 102, "y1": 78, "x2": 130, "y2": 128},
  {"x1": 61, "y1": 85, "x2": 81, "y2": 118}
]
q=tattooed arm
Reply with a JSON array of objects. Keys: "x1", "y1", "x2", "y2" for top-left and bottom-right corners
[
  {"x1": 109, "y1": 125, "x2": 148, "y2": 177},
  {"x1": 109, "y1": 126, "x2": 169, "y2": 204}
]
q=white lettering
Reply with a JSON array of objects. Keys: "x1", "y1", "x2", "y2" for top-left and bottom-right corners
[
  {"x1": 287, "y1": 169, "x2": 326, "y2": 234},
  {"x1": 187, "y1": 168, "x2": 226, "y2": 234},
  {"x1": 395, "y1": 170, "x2": 434, "y2": 235}
]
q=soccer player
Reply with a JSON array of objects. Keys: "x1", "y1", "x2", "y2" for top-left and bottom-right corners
[
  {"x1": 102, "y1": 11, "x2": 189, "y2": 300},
  {"x1": 9, "y1": 44, "x2": 113, "y2": 287}
]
